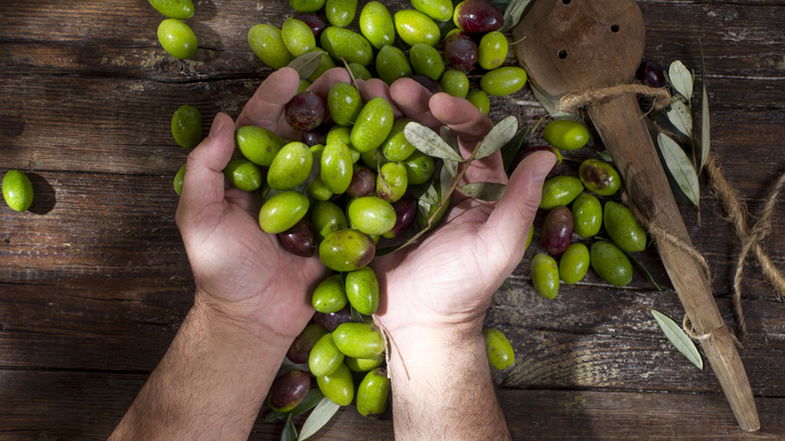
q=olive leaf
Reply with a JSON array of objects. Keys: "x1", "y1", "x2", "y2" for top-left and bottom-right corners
[
  {"x1": 440, "y1": 126, "x2": 460, "y2": 154},
  {"x1": 597, "y1": 150, "x2": 614, "y2": 163},
  {"x1": 699, "y1": 43, "x2": 710, "y2": 172},
  {"x1": 649, "y1": 309, "x2": 704, "y2": 370},
  {"x1": 501, "y1": 127, "x2": 529, "y2": 174},
  {"x1": 500, "y1": 0, "x2": 534, "y2": 32},
  {"x1": 276, "y1": 357, "x2": 310, "y2": 378},
  {"x1": 291, "y1": 389, "x2": 325, "y2": 417},
  {"x1": 439, "y1": 163, "x2": 454, "y2": 200},
  {"x1": 458, "y1": 182, "x2": 507, "y2": 201},
  {"x1": 668, "y1": 60, "x2": 694, "y2": 102},
  {"x1": 288, "y1": 51, "x2": 325, "y2": 80},
  {"x1": 297, "y1": 397, "x2": 341, "y2": 441},
  {"x1": 657, "y1": 132, "x2": 700, "y2": 206},
  {"x1": 419, "y1": 182, "x2": 440, "y2": 205},
  {"x1": 474, "y1": 116, "x2": 519, "y2": 160},
  {"x1": 530, "y1": 84, "x2": 572, "y2": 118},
  {"x1": 666, "y1": 99, "x2": 692, "y2": 137},
  {"x1": 405, "y1": 122, "x2": 464, "y2": 162},
  {"x1": 349, "y1": 305, "x2": 364, "y2": 322},
  {"x1": 281, "y1": 415, "x2": 298, "y2": 441}
]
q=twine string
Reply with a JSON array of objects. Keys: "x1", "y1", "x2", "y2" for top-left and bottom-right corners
[{"x1": 556, "y1": 84, "x2": 671, "y2": 114}]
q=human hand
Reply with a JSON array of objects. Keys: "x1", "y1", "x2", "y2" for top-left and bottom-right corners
[
  {"x1": 372, "y1": 78, "x2": 557, "y2": 345},
  {"x1": 175, "y1": 67, "x2": 350, "y2": 343}
]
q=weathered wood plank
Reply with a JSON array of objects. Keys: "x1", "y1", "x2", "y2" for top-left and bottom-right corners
[{"x1": 1, "y1": 369, "x2": 782, "y2": 441}]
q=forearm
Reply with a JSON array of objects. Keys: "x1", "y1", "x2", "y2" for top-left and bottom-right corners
[
  {"x1": 388, "y1": 325, "x2": 512, "y2": 441},
  {"x1": 110, "y1": 295, "x2": 291, "y2": 441}
]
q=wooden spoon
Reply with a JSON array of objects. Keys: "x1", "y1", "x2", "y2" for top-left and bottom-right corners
[{"x1": 514, "y1": 0, "x2": 759, "y2": 432}]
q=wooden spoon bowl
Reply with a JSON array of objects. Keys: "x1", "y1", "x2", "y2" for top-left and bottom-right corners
[{"x1": 514, "y1": 0, "x2": 759, "y2": 432}]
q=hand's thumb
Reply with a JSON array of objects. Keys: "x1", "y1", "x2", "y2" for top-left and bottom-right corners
[{"x1": 481, "y1": 150, "x2": 556, "y2": 263}]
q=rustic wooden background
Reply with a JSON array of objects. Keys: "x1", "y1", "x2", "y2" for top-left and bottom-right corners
[{"x1": 1, "y1": 0, "x2": 784, "y2": 439}]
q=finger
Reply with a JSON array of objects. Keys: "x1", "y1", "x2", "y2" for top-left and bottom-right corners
[
  {"x1": 358, "y1": 78, "x2": 403, "y2": 118},
  {"x1": 237, "y1": 67, "x2": 300, "y2": 129},
  {"x1": 429, "y1": 93, "x2": 493, "y2": 143},
  {"x1": 389, "y1": 78, "x2": 441, "y2": 128},
  {"x1": 306, "y1": 67, "x2": 351, "y2": 96},
  {"x1": 479, "y1": 150, "x2": 556, "y2": 266},
  {"x1": 177, "y1": 113, "x2": 235, "y2": 226}
]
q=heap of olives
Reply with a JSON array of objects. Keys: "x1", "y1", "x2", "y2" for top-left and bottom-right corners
[{"x1": 528, "y1": 119, "x2": 649, "y2": 299}]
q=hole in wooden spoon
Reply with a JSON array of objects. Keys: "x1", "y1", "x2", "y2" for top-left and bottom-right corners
[
  {"x1": 611, "y1": 24, "x2": 620, "y2": 33},
  {"x1": 562, "y1": 0, "x2": 571, "y2": 4},
  {"x1": 558, "y1": 50, "x2": 568, "y2": 59}
]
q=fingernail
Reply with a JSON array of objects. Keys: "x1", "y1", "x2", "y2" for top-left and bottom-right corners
[{"x1": 209, "y1": 113, "x2": 228, "y2": 138}]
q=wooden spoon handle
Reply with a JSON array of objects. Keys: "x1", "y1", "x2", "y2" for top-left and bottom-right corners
[{"x1": 588, "y1": 94, "x2": 760, "y2": 432}]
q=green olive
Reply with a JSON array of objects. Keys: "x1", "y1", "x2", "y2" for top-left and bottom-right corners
[
  {"x1": 157, "y1": 19, "x2": 197, "y2": 59},
  {"x1": 346, "y1": 355, "x2": 384, "y2": 372},
  {"x1": 590, "y1": 241, "x2": 633, "y2": 286},
  {"x1": 320, "y1": 27, "x2": 373, "y2": 66},
  {"x1": 332, "y1": 322, "x2": 385, "y2": 358},
  {"x1": 579, "y1": 159, "x2": 621, "y2": 196},
  {"x1": 466, "y1": 89, "x2": 490, "y2": 115},
  {"x1": 484, "y1": 328, "x2": 515, "y2": 370},
  {"x1": 348, "y1": 62, "x2": 373, "y2": 80},
  {"x1": 267, "y1": 142, "x2": 313, "y2": 190},
  {"x1": 382, "y1": 119, "x2": 416, "y2": 162},
  {"x1": 440, "y1": 69, "x2": 469, "y2": 98},
  {"x1": 307, "y1": 50, "x2": 337, "y2": 82},
  {"x1": 361, "y1": 148, "x2": 388, "y2": 170},
  {"x1": 359, "y1": 1, "x2": 395, "y2": 50},
  {"x1": 376, "y1": 45, "x2": 413, "y2": 85},
  {"x1": 531, "y1": 252, "x2": 559, "y2": 299},
  {"x1": 408, "y1": 43, "x2": 445, "y2": 81},
  {"x1": 319, "y1": 228, "x2": 375, "y2": 271},
  {"x1": 480, "y1": 66, "x2": 527, "y2": 96},
  {"x1": 571, "y1": 193, "x2": 602, "y2": 238},
  {"x1": 345, "y1": 267, "x2": 380, "y2": 315},
  {"x1": 328, "y1": 83, "x2": 362, "y2": 126},
  {"x1": 403, "y1": 150, "x2": 434, "y2": 185},
  {"x1": 224, "y1": 158, "x2": 263, "y2": 191},
  {"x1": 478, "y1": 31, "x2": 508, "y2": 70},
  {"x1": 347, "y1": 196, "x2": 396, "y2": 235},
  {"x1": 603, "y1": 201, "x2": 647, "y2": 252},
  {"x1": 376, "y1": 162, "x2": 408, "y2": 202},
  {"x1": 235, "y1": 125, "x2": 285, "y2": 166},
  {"x1": 559, "y1": 243, "x2": 590, "y2": 284},
  {"x1": 394, "y1": 10, "x2": 440, "y2": 46},
  {"x1": 356, "y1": 368, "x2": 390, "y2": 418},
  {"x1": 170, "y1": 105, "x2": 203, "y2": 149},
  {"x1": 312, "y1": 274, "x2": 348, "y2": 313},
  {"x1": 308, "y1": 176, "x2": 333, "y2": 201},
  {"x1": 327, "y1": 126, "x2": 351, "y2": 146},
  {"x1": 411, "y1": 0, "x2": 452, "y2": 21},
  {"x1": 309, "y1": 333, "x2": 345, "y2": 377},
  {"x1": 281, "y1": 18, "x2": 316, "y2": 57},
  {"x1": 148, "y1": 0, "x2": 194, "y2": 19},
  {"x1": 2, "y1": 170, "x2": 33, "y2": 212},
  {"x1": 259, "y1": 191, "x2": 310, "y2": 234},
  {"x1": 542, "y1": 119, "x2": 590, "y2": 151},
  {"x1": 289, "y1": 0, "x2": 326, "y2": 12},
  {"x1": 173, "y1": 164, "x2": 186, "y2": 196},
  {"x1": 248, "y1": 24, "x2": 292, "y2": 68},
  {"x1": 316, "y1": 363, "x2": 354, "y2": 406},
  {"x1": 326, "y1": 0, "x2": 357, "y2": 27},
  {"x1": 320, "y1": 143, "x2": 353, "y2": 194},
  {"x1": 351, "y1": 97, "x2": 394, "y2": 152},
  {"x1": 311, "y1": 201, "x2": 349, "y2": 239},
  {"x1": 540, "y1": 176, "x2": 583, "y2": 209},
  {"x1": 526, "y1": 227, "x2": 533, "y2": 249}
]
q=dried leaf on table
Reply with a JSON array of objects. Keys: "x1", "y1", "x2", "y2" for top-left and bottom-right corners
[
  {"x1": 668, "y1": 60, "x2": 694, "y2": 102},
  {"x1": 650, "y1": 309, "x2": 704, "y2": 370},
  {"x1": 656, "y1": 132, "x2": 700, "y2": 206}
]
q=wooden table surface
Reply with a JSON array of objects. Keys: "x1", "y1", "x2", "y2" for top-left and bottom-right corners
[{"x1": 2, "y1": 0, "x2": 785, "y2": 439}]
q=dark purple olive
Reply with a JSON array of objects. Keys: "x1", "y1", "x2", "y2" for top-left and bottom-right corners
[
  {"x1": 277, "y1": 218, "x2": 317, "y2": 257},
  {"x1": 636, "y1": 60, "x2": 666, "y2": 88},
  {"x1": 294, "y1": 13, "x2": 327, "y2": 37},
  {"x1": 541, "y1": 206, "x2": 574, "y2": 256},
  {"x1": 285, "y1": 92, "x2": 326, "y2": 131},
  {"x1": 287, "y1": 323, "x2": 327, "y2": 363},
  {"x1": 410, "y1": 74, "x2": 442, "y2": 94},
  {"x1": 314, "y1": 308, "x2": 353, "y2": 332},
  {"x1": 346, "y1": 166, "x2": 376, "y2": 197},
  {"x1": 454, "y1": 0, "x2": 503, "y2": 34},
  {"x1": 267, "y1": 370, "x2": 311, "y2": 412},
  {"x1": 442, "y1": 31, "x2": 478, "y2": 72},
  {"x1": 302, "y1": 129, "x2": 326, "y2": 147},
  {"x1": 383, "y1": 195, "x2": 417, "y2": 238}
]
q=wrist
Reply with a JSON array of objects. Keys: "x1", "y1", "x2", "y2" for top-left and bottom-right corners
[{"x1": 384, "y1": 321, "x2": 486, "y2": 376}]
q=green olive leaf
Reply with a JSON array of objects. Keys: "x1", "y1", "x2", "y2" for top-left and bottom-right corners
[
  {"x1": 443, "y1": 159, "x2": 458, "y2": 177},
  {"x1": 349, "y1": 305, "x2": 364, "y2": 322},
  {"x1": 458, "y1": 182, "x2": 507, "y2": 201},
  {"x1": 668, "y1": 60, "x2": 694, "y2": 102},
  {"x1": 419, "y1": 183, "x2": 440, "y2": 205},
  {"x1": 699, "y1": 43, "x2": 710, "y2": 172},
  {"x1": 649, "y1": 309, "x2": 704, "y2": 370},
  {"x1": 656, "y1": 133, "x2": 700, "y2": 206},
  {"x1": 440, "y1": 126, "x2": 460, "y2": 154},
  {"x1": 597, "y1": 150, "x2": 613, "y2": 163},
  {"x1": 405, "y1": 122, "x2": 464, "y2": 162},
  {"x1": 500, "y1": 0, "x2": 533, "y2": 32},
  {"x1": 291, "y1": 389, "x2": 325, "y2": 417},
  {"x1": 288, "y1": 51, "x2": 325, "y2": 80},
  {"x1": 439, "y1": 163, "x2": 454, "y2": 199},
  {"x1": 281, "y1": 415, "x2": 298, "y2": 441},
  {"x1": 276, "y1": 357, "x2": 310, "y2": 377},
  {"x1": 475, "y1": 116, "x2": 519, "y2": 160},
  {"x1": 265, "y1": 410, "x2": 288, "y2": 422},
  {"x1": 666, "y1": 99, "x2": 692, "y2": 137},
  {"x1": 501, "y1": 127, "x2": 529, "y2": 175},
  {"x1": 530, "y1": 84, "x2": 573, "y2": 118},
  {"x1": 297, "y1": 397, "x2": 341, "y2": 441}
]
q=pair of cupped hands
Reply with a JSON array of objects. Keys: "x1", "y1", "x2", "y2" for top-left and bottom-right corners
[{"x1": 176, "y1": 67, "x2": 556, "y2": 353}]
